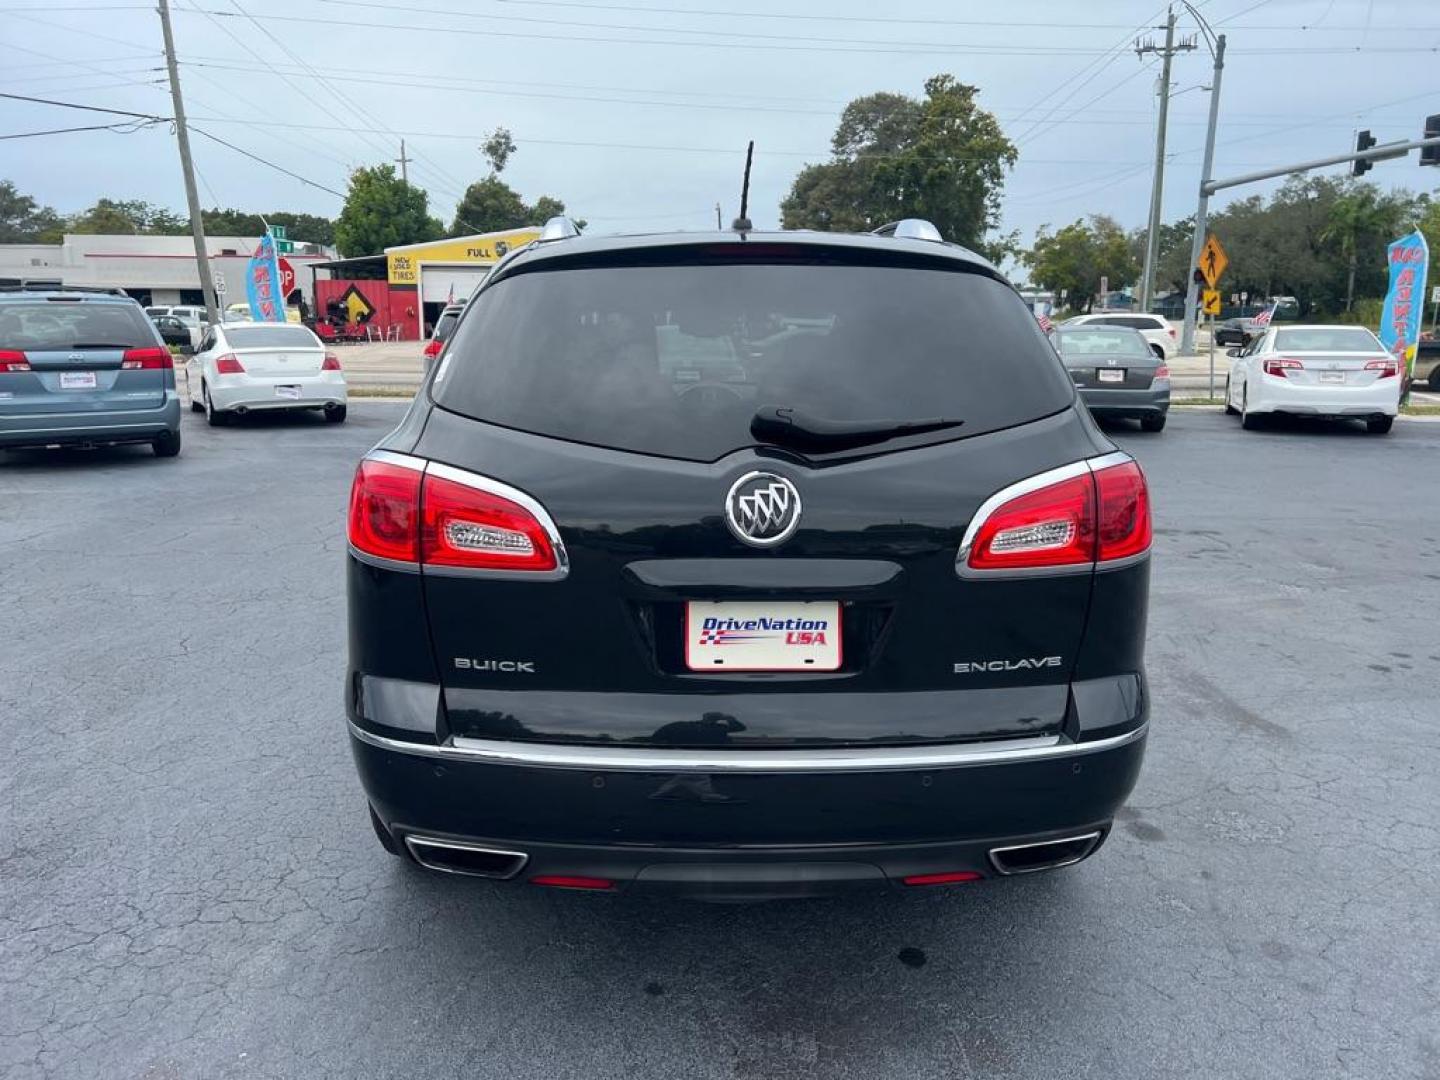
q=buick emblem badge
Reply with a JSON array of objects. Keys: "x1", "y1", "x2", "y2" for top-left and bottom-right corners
[{"x1": 724, "y1": 471, "x2": 802, "y2": 547}]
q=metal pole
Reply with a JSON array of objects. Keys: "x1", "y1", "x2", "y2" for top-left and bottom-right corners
[
  {"x1": 158, "y1": 0, "x2": 219, "y2": 325},
  {"x1": 1139, "y1": 8, "x2": 1178, "y2": 312},
  {"x1": 1181, "y1": 33, "x2": 1225, "y2": 356},
  {"x1": 715, "y1": 202, "x2": 722, "y2": 229},
  {"x1": 1204, "y1": 136, "x2": 1440, "y2": 195},
  {"x1": 1207, "y1": 312, "x2": 1216, "y2": 399}
]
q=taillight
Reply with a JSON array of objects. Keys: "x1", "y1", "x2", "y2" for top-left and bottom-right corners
[
  {"x1": 421, "y1": 470, "x2": 559, "y2": 572},
  {"x1": 120, "y1": 346, "x2": 172, "y2": 370},
  {"x1": 1263, "y1": 357, "x2": 1302, "y2": 378},
  {"x1": 0, "y1": 349, "x2": 31, "y2": 372},
  {"x1": 902, "y1": 871, "x2": 984, "y2": 887},
  {"x1": 1167, "y1": 326, "x2": 1176, "y2": 338},
  {"x1": 1152, "y1": 365, "x2": 1170, "y2": 381},
  {"x1": 961, "y1": 456, "x2": 1150, "y2": 574},
  {"x1": 423, "y1": 338, "x2": 442, "y2": 358},
  {"x1": 346, "y1": 456, "x2": 567, "y2": 576},
  {"x1": 965, "y1": 471, "x2": 1096, "y2": 572},
  {"x1": 322, "y1": 353, "x2": 342, "y2": 371},
  {"x1": 530, "y1": 875, "x2": 616, "y2": 891},
  {"x1": 214, "y1": 353, "x2": 245, "y2": 374},
  {"x1": 347, "y1": 459, "x2": 422, "y2": 563},
  {"x1": 1365, "y1": 358, "x2": 1398, "y2": 378},
  {"x1": 1093, "y1": 460, "x2": 1151, "y2": 562}
]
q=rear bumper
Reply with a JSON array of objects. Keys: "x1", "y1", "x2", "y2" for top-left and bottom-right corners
[
  {"x1": 348, "y1": 717, "x2": 1148, "y2": 898},
  {"x1": 1249, "y1": 376, "x2": 1398, "y2": 417},
  {"x1": 1077, "y1": 386, "x2": 1170, "y2": 418},
  {"x1": 0, "y1": 395, "x2": 180, "y2": 450},
  {"x1": 209, "y1": 372, "x2": 346, "y2": 412}
]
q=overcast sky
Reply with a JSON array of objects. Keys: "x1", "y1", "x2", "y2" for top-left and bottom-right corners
[{"x1": 3, "y1": 0, "x2": 1437, "y2": 254}]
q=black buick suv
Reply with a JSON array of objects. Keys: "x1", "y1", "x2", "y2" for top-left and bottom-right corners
[{"x1": 345, "y1": 218, "x2": 1152, "y2": 900}]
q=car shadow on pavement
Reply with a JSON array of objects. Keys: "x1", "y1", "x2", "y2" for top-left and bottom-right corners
[{"x1": 0, "y1": 443, "x2": 167, "y2": 469}]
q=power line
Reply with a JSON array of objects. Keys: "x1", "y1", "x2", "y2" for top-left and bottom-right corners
[
  {"x1": 0, "y1": 119, "x2": 163, "y2": 140},
  {"x1": 0, "y1": 89, "x2": 167, "y2": 120},
  {"x1": 189, "y1": 127, "x2": 347, "y2": 198}
]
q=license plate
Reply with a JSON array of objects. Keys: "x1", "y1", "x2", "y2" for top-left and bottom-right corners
[
  {"x1": 1097, "y1": 368, "x2": 1125, "y2": 383},
  {"x1": 59, "y1": 371, "x2": 97, "y2": 390},
  {"x1": 275, "y1": 384, "x2": 301, "y2": 399},
  {"x1": 1320, "y1": 371, "x2": 1345, "y2": 383},
  {"x1": 685, "y1": 601, "x2": 841, "y2": 672}
]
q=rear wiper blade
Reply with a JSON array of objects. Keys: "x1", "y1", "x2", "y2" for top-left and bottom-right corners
[{"x1": 751, "y1": 406, "x2": 963, "y2": 451}]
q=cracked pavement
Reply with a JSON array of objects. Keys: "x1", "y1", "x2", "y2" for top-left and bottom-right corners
[{"x1": 1, "y1": 405, "x2": 1437, "y2": 1079}]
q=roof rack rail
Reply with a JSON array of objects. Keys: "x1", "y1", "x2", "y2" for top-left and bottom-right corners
[
  {"x1": 872, "y1": 219, "x2": 944, "y2": 243},
  {"x1": 0, "y1": 284, "x2": 129, "y2": 296},
  {"x1": 536, "y1": 216, "x2": 582, "y2": 243}
]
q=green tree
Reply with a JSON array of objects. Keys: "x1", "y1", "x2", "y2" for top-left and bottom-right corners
[
  {"x1": 1132, "y1": 216, "x2": 1195, "y2": 298},
  {"x1": 1025, "y1": 215, "x2": 1137, "y2": 311},
  {"x1": 1321, "y1": 184, "x2": 1413, "y2": 311},
  {"x1": 334, "y1": 164, "x2": 442, "y2": 257},
  {"x1": 0, "y1": 180, "x2": 63, "y2": 243},
  {"x1": 779, "y1": 74, "x2": 1017, "y2": 251},
  {"x1": 482, "y1": 127, "x2": 517, "y2": 174},
  {"x1": 67, "y1": 198, "x2": 188, "y2": 236},
  {"x1": 202, "y1": 208, "x2": 336, "y2": 246},
  {"x1": 448, "y1": 133, "x2": 576, "y2": 236}
]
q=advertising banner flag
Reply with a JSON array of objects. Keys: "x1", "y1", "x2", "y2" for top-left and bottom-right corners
[
  {"x1": 1379, "y1": 229, "x2": 1429, "y2": 401},
  {"x1": 245, "y1": 230, "x2": 286, "y2": 322}
]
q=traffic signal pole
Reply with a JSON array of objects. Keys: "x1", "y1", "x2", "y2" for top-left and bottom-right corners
[{"x1": 1180, "y1": 33, "x2": 1225, "y2": 357}]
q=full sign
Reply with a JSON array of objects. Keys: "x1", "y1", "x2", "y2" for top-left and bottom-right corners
[
  {"x1": 1199, "y1": 233, "x2": 1229, "y2": 288},
  {"x1": 277, "y1": 257, "x2": 295, "y2": 300},
  {"x1": 1202, "y1": 288, "x2": 1221, "y2": 316}
]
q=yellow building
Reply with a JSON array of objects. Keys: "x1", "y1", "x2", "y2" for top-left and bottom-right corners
[{"x1": 385, "y1": 227, "x2": 540, "y2": 338}]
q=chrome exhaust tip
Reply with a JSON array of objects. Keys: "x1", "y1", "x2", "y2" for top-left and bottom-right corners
[
  {"x1": 402, "y1": 836, "x2": 529, "y2": 879},
  {"x1": 988, "y1": 831, "x2": 1103, "y2": 876}
]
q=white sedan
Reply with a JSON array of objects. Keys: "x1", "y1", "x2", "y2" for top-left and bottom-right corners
[
  {"x1": 186, "y1": 321, "x2": 346, "y2": 426},
  {"x1": 1225, "y1": 324, "x2": 1400, "y2": 435}
]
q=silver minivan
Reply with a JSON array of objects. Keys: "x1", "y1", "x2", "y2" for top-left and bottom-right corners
[{"x1": 1, "y1": 289, "x2": 183, "y2": 457}]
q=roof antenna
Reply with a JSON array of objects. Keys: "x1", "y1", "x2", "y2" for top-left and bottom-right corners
[{"x1": 731, "y1": 140, "x2": 754, "y2": 233}]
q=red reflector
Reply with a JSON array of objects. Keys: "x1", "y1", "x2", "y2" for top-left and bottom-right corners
[
  {"x1": 420, "y1": 473, "x2": 559, "y2": 572},
  {"x1": 347, "y1": 460, "x2": 422, "y2": 563},
  {"x1": 215, "y1": 353, "x2": 245, "y2": 374},
  {"x1": 967, "y1": 472, "x2": 1096, "y2": 570},
  {"x1": 120, "y1": 346, "x2": 172, "y2": 370},
  {"x1": 530, "y1": 875, "x2": 615, "y2": 891},
  {"x1": 1094, "y1": 460, "x2": 1151, "y2": 562},
  {"x1": 423, "y1": 338, "x2": 442, "y2": 358},
  {"x1": 0, "y1": 349, "x2": 31, "y2": 372},
  {"x1": 903, "y1": 871, "x2": 984, "y2": 886},
  {"x1": 322, "y1": 353, "x2": 342, "y2": 371}
]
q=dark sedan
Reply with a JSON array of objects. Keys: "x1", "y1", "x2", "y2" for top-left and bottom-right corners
[
  {"x1": 1214, "y1": 317, "x2": 1259, "y2": 347},
  {"x1": 1053, "y1": 325, "x2": 1170, "y2": 432},
  {"x1": 150, "y1": 314, "x2": 192, "y2": 351}
]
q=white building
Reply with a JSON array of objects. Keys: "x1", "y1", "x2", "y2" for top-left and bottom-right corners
[{"x1": 0, "y1": 233, "x2": 337, "y2": 309}]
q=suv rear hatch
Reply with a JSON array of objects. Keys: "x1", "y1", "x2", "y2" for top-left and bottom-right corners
[
  {"x1": 409, "y1": 243, "x2": 1119, "y2": 749},
  {"x1": 0, "y1": 298, "x2": 167, "y2": 414}
]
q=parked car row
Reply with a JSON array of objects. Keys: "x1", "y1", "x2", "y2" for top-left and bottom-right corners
[{"x1": 1, "y1": 287, "x2": 347, "y2": 458}]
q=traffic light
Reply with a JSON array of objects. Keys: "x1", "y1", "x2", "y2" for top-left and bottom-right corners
[
  {"x1": 1422, "y1": 115, "x2": 1440, "y2": 166},
  {"x1": 1352, "y1": 130, "x2": 1376, "y2": 176}
]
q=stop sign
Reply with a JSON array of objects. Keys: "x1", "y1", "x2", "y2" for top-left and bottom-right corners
[{"x1": 277, "y1": 257, "x2": 296, "y2": 300}]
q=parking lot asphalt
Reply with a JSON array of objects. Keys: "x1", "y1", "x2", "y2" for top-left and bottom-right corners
[{"x1": 2, "y1": 406, "x2": 1438, "y2": 1080}]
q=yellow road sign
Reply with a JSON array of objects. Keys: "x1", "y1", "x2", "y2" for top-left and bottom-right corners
[
  {"x1": 1202, "y1": 288, "x2": 1221, "y2": 316},
  {"x1": 1199, "y1": 233, "x2": 1228, "y2": 288}
]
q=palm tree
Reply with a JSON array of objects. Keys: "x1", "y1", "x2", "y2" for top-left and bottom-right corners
[{"x1": 1321, "y1": 188, "x2": 1391, "y2": 313}]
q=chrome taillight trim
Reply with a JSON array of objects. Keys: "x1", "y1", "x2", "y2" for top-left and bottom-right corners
[
  {"x1": 955, "y1": 451, "x2": 1147, "y2": 579},
  {"x1": 348, "y1": 451, "x2": 570, "y2": 581}
]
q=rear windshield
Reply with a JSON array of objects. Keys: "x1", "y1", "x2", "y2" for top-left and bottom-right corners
[
  {"x1": 1274, "y1": 327, "x2": 1381, "y2": 352},
  {"x1": 433, "y1": 311, "x2": 460, "y2": 341},
  {"x1": 433, "y1": 260, "x2": 1074, "y2": 461},
  {"x1": 0, "y1": 301, "x2": 156, "y2": 351},
  {"x1": 1055, "y1": 329, "x2": 1152, "y2": 359},
  {"x1": 224, "y1": 325, "x2": 318, "y2": 349}
]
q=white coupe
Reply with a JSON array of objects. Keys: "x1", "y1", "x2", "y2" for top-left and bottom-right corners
[
  {"x1": 1225, "y1": 324, "x2": 1399, "y2": 435},
  {"x1": 186, "y1": 321, "x2": 347, "y2": 426}
]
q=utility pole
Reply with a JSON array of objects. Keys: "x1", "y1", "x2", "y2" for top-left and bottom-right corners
[
  {"x1": 715, "y1": 202, "x2": 722, "y2": 229},
  {"x1": 157, "y1": 0, "x2": 219, "y2": 325},
  {"x1": 1135, "y1": 8, "x2": 1195, "y2": 313},
  {"x1": 396, "y1": 139, "x2": 413, "y2": 185},
  {"x1": 1181, "y1": 25, "x2": 1226, "y2": 354}
]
